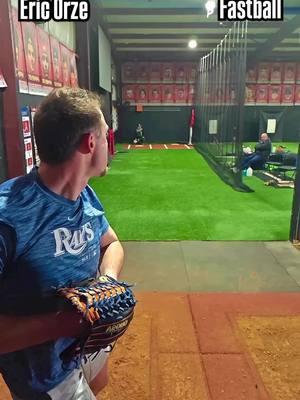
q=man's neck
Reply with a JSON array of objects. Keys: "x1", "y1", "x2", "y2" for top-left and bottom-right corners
[{"x1": 38, "y1": 161, "x2": 88, "y2": 201}]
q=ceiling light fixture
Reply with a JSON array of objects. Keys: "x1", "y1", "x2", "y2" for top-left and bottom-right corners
[
  {"x1": 188, "y1": 39, "x2": 198, "y2": 49},
  {"x1": 205, "y1": 0, "x2": 216, "y2": 18}
]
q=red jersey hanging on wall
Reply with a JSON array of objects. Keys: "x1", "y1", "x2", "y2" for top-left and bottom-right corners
[
  {"x1": 283, "y1": 63, "x2": 296, "y2": 83},
  {"x1": 36, "y1": 26, "x2": 53, "y2": 94},
  {"x1": 22, "y1": 21, "x2": 43, "y2": 95},
  {"x1": 162, "y1": 85, "x2": 174, "y2": 103},
  {"x1": 281, "y1": 84, "x2": 295, "y2": 104},
  {"x1": 149, "y1": 85, "x2": 161, "y2": 103},
  {"x1": 50, "y1": 36, "x2": 62, "y2": 88},
  {"x1": 11, "y1": 7, "x2": 28, "y2": 93},
  {"x1": 136, "y1": 85, "x2": 148, "y2": 103}
]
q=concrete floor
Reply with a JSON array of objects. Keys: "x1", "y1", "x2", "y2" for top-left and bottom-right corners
[
  {"x1": 102, "y1": 292, "x2": 300, "y2": 400},
  {"x1": 120, "y1": 241, "x2": 300, "y2": 292},
  {"x1": 0, "y1": 241, "x2": 299, "y2": 400},
  {"x1": 101, "y1": 241, "x2": 300, "y2": 400}
]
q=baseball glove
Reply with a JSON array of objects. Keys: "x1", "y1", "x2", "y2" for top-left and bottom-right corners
[{"x1": 58, "y1": 275, "x2": 136, "y2": 362}]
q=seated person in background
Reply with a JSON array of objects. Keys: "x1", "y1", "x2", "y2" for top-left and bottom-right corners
[
  {"x1": 241, "y1": 133, "x2": 272, "y2": 170},
  {"x1": 275, "y1": 145, "x2": 286, "y2": 153}
]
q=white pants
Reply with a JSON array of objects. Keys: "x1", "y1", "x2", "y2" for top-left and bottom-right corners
[{"x1": 12, "y1": 350, "x2": 108, "y2": 400}]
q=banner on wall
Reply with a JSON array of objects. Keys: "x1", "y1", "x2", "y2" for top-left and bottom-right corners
[
  {"x1": 122, "y1": 85, "x2": 136, "y2": 103},
  {"x1": 283, "y1": 62, "x2": 296, "y2": 83},
  {"x1": 162, "y1": 63, "x2": 174, "y2": 82},
  {"x1": 297, "y1": 63, "x2": 300, "y2": 83},
  {"x1": 36, "y1": 26, "x2": 53, "y2": 94},
  {"x1": 149, "y1": 85, "x2": 161, "y2": 103},
  {"x1": 122, "y1": 61, "x2": 197, "y2": 85},
  {"x1": 50, "y1": 36, "x2": 62, "y2": 88},
  {"x1": 281, "y1": 84, "x2": 295, "y2": 104},
  {"x1": 137, "y1": 62, "x2": 149, "y2": 82},
  {"x1": 122, "y1": 61, "x2": 198, "y2": 86},
  {"x1": 122, "y1": 83, "x2": 195, "y2": 104},
  {"x1": 70, "y1": 52, "x2": 78, "y2": 87},
  {"x1": 11, "y1": 8, "x2": 28, "y2": 93},
  {"x1": 174, "y1": 84, "x2": 187, "y2": 103},
  {"x1": 60, "y1": 44, "x2": 71, "y2": 87},
  {"x1": 245, "y1": 85, "x2": 256, "y2": 104},
  {"x1": 257, "y1": 63, "x2": 270, "y2": 83},
  {"x1": 136, "y1": 85, "x2": 148, "y2": 103},
  {"x1": 246, "y1": 66, "x2": 257, "y2": 83},
  {"x1": 175, "y1": 63, "x2": 187, "y2": 82},
  {"x1": 22, "y1": 21, "x2": 43, "y2": 95},
  {"x1": 295, "y1": 85, "x2": 300, "y2": 105},
  {"x1": 187, "y1": 63, "x2": 197, "y2": 83},
  {"x1": 256, "y1": 85, "x2": 268, "y2": 104},
  {"x1": 268, "y1": 85, "x2": 281, "y2": 104},
  {"x1": 270, "y1": 63, "x2": 282, "y2": 83},
  {"x1": 122, "y1": 62, "x2": 136, "y2": 82},
  {"x1": 162, "y1": 84, "x2": 174, "y2": 103},
  {"x1": 11, "y1": 7, "x2": 78, "y2": 95},
  {"x1": 149, "y1": 63, "x2": 161, "y2": 82}
]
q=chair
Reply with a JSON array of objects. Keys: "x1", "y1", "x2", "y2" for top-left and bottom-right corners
[
  {"x1": 265, "y1": 153, "x2": 284, "y2": 171},
  {"x1": 277, "y1": 153, "x2": 297, "y2": 180}
]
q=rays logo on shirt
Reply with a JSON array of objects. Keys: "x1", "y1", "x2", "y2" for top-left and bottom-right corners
[{"x1": 53, "y1": 222, "x2": 95, "y2": 256}]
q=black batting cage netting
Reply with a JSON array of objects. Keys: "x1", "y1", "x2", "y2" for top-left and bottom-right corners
[
  {"x1": 290, "y1": 144, "x2": 300, "y2": 244},
  {"x1": 194, "y1": 21, "x2": 250, "y2": 192}
]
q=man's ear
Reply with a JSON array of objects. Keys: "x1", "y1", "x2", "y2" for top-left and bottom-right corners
[{"x1": 77, "y1": 133, "x2": 95, "y2": 155}]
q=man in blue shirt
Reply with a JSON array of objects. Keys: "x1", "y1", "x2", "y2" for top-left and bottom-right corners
[{"x1": 0, "y1": 88, "x2": 124, "y2": 399}]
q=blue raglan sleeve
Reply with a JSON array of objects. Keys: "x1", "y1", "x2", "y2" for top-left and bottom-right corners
[
  {"x1": 86, "y1": 186, "x2": 110, "y2": 236},
  {"x1": 0, "y1": 222, "x2": 16, "y2": 277}
]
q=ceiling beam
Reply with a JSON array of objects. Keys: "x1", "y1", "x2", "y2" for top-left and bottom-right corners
[
  {"x1": 115, "y1": 52, "x2": 202, "y2": 61},
  {"x1": 107, "y1": 21, "x2": 282, "y2": 29},
  {"x1": 99, "y1": 7, "x2": 299, "y2": 16},
  {"x1": 281, "y1": 39, "x2": 300, "y2": 44},
  {"x1": 249, "y1": 15, "x2": 300, "y2": 63},
  {"x1": 115, "y1": 43, "x2": 258, "y2": 54},
  {"x1": 116, "y1": 50, "x2": 300, "y2": 62},
  {"x1": 115, "y1": 43, "x2": 216, "y2": 49},
  {"x1": 99, "y1": 8, "x2": 205, "y2": 15},
  {"x1": 252, "y1": 53, "x2": 300, "y2": 61},
  {"x1": 110, "y1": 33, "x2": 269, "y2": 39}
]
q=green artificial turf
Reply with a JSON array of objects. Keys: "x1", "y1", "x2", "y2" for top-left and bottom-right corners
[
  {"x1": 244, "y1": 142, "x2": 299, "y2": 153},
  {"x1": 89, "y1": 149, "x2": 294, "y2": 241}
]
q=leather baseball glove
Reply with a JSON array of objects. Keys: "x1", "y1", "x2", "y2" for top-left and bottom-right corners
[{"x1": 58, "y1": 275, "x2": 136, "y2": 362}]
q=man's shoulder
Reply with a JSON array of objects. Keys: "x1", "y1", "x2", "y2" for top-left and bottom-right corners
[
  {"x1": 0, "y1": 174, "x2": 37, "y2": 224},
  {"x1": 82, "y1": 185, "x2": 104, "y2": 210},
  {"x1": 83, "y1": 184, "x2": 99, "y2": 203},
  {"x1": 0, "y1": 174, "x2": 34, "y2": 201},
  {"x1": 0, "y1": 176, "x2": 21, "y2": 192},
  {"x1": 0, "y1": 176, "x2": 23, "y2": 206}
]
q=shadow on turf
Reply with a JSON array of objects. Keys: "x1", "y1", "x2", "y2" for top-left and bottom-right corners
[{"x1": 194, "y1": 145, "x2": 254, "y2": 193}]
